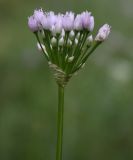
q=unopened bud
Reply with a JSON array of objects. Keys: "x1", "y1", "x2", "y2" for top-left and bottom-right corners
[
  {"x1": 68, "y1": 56, "x2": 74, "y2": 62},
  {"x1": 59, "y1": 37, "x2": 64, "y2": 46},
  {"x1": 67, "y1": 39, "x2": 72, "y2": 47},
  {"x1": 95, "y1": 24, "x2": 111, "y2": 41},
  {"x1": 76, "y1": 32, "x2": 80, "y2": 39},
  {"x1": 61, "y1": 29, "x2": 65, "y2": 37},
  {"x1": 51, "y1": 37, "x2": 57, "y2": 46},
  {"x1": 75, "y1": 38, "x2": 78, "y2": 45},
  {"x1": 87, "y1": 35, "x2": 93, "y2": 43},
  {"x1": 69, "y1": 30, "x2": 75, "y2": 40},
  {"x1": 81, "y1": 11, "x2": 94, "y2": 31},
  {"x1": 74, "y1": 14, "x2": 83, "y2": 30},
  {"x1": 28, "y1": 16, "x2": 38, "y2": 32},
  {"x1": 86, "y1": 35, "x2": 93, "y2": 46}
]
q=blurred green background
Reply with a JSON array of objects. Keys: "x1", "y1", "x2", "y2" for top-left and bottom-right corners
[{"x1": 0, "y1": 0, "x2": 133, "y2": 160}]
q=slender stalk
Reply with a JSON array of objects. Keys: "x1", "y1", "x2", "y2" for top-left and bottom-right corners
[
  {"x1": 56, "y1": 84, "x2": 65, "y2": 160},
  {"x1": 34, "y1": 32, "x2": 49, "y2": 61}
]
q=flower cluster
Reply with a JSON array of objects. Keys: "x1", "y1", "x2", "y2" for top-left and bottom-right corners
[
  {"x1": 28, "y1": 9, "x2": 111, "y2": 86},
  {"x1": 28, "y1": 9, "x2": 94, "y2": 33}
]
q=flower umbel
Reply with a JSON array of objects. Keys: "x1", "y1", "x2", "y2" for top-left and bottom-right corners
[{"x1": 28, "y1": 9, "x2": 111, "y2": 86}]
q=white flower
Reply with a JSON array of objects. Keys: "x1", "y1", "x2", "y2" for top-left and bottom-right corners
[
  {"x1": 69, "y1": 30, "x2": 75, "y2": 40},
  {"x1": 67, "y1": 39, "x2": 72, "y2": 47},
  {"x1": 59, "y1": 37, "x2": 64, "y2": 46},
  {"x1": 86, "y1": 35, "x2": 93, "y2": 45},
  {"x1": 51, "y1": 37, "x2": 57, "y2": 46},
  {"x1": 61, "y1": 29, "x2": 65, "y2": 37},
  {"x1": 75, "y1": 38, "x2": 78, "y2": 45}
]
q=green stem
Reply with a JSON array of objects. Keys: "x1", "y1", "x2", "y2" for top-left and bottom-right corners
[
  {"x1": 34, "y1": 32, "x2": 49, "y2": 61},
  {"x1": 56, "y1": 85, "x2": 65, "y2": 160}
]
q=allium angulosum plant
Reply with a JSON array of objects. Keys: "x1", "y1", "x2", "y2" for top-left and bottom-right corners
[{"x1": 28, "y1": 9, "x2": 111, "y2": 160}]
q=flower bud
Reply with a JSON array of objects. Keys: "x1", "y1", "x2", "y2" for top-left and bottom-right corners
[
  {"x1": 51, "y1": 37, "x2": 57, "y2": 46},
  {"x1": 51, "y1": 14, "x2": 63, "y2": 35},
  {"x1": 67, "y1": 39, "x2": 72, "y2": 47},
  {"x1": 86, "y1": 35, "x2": 93, "y2": 46},
  {"x1": 47, "y1": 12, "x2": 57, "y2": 28},
  {"x1": 28, "y1": 16, "x2": 38, "y2": 32},
  {"x1": 55, "y1": 14, "x2": 63, "y2": 34},
  {"x1": 61, "y1": 29, "x2": 65, "y2": 37},
  {"x1": 63, "y1": 12, "x2": 74, "y2": 31},
  {"x1": 51, "y1": 25, "x2": 56, "y2": 36},
  {"x1": 87, "y1": 35, "x2": 93, "y2": 42},
  {"x1": 75, "y1": 38, "x2": 78, "y2": 45},
  {"x1": 74, "y1": 14, "x2": 83, "y2": 30},
  {"x1": 76, "y1": 32, "x2": 80, "y2": 39},
  {"x1": 41, "y1": 14, "x2": 49, "y2": 29},
  {"x1": 95, "y1": 24, "x2": 111, "y2": 41},
  {"x1": 34, "y1": 9, "x2": 44, "y2": 22},
  {"x1": 59, "y1": 37, "x2": 64, "y2": 46},
  {"x1": 89, "y1": 16, "x2": 94, "y2": 31},
  {"x1": 69, "y1": 30, "x2": 75, "y2": 40},
  {"x1": 68, "y1": 56, "x2": 74, "y2": 62},
  {"x1": 81, "y1": 11, "x2": 94, "y2": 31}
]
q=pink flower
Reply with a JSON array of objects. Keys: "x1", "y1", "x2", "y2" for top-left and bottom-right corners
[
  {"x1": 63, "y1": 12, "x2": 74, "y2": 31},
  {"x1": 41, "y1": 14, "x2": 49, "y2": 29},
  {"x1": 81, "y1": 11, "x2": 94, "y2": 31},
  {"x1": 74, "y1": 14, "x2": 83, "y2": 30},
  {"x1": 52, "y1": 14, "x2": 63, "y2": 34},
  {"x1": 33, "y1": 9, "x2": 45, "y2": 29},
  {"x1": 28, "y1": 16, "x2": 38, "y2": 32},
  {"x1": 34, "y1": 9, "x2": 44, "y2": 23},
  {"x1": 47, "y1": 12, "x2": 57, "y2": 28},
  {"x1": 95, "y1": 24, "x2": 111, "y2": 41}
]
